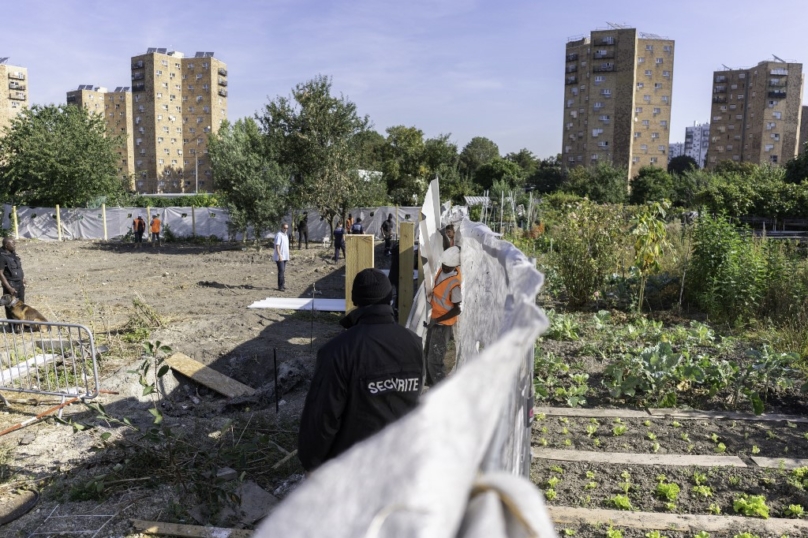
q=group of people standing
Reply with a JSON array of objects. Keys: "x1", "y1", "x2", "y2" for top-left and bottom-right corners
[{"x1": 131, "y1": 214, "x2": 162, "y2": 247}]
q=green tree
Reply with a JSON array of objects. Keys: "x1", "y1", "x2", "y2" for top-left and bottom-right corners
[
  {"x1": 563, "y1": 162, "x2": 628, "y2": 204},
  {"x1": 380, "y1": 125, "x2": 427, "y2": 204},
  {"x1": 459, "y1": 136, "x2": 499, "y2": 178},
  {"x1": 505, "y1": 148, "x2": 540, "y2": 177},
  {"x1": 526, "y1": 155, "x2": 565, "y2": 194},
  {"x1": 629, "y1": 166, "x2": 673, "y2": 205},
  {"x1": 208, "y1": 118, "x2": 288, "y2": 237},
  {"x1": 0, "y1": 104, "x2": 125, "y2": 206},
  {"x1": 353, "y1": 129, "x2": 386, "y2": 171},
  {"x1": 473, "y1": 157, "x2": 523, "y2": 191},
  {"x1": 258, "y1": 75, "x2": 376, "y2": 233},
  {"x1": 784, "y1": 146, "x2": 808, "y2": 184},
  {"x1": 667, "y1": 155, "x2": 698, "y2": 176}
]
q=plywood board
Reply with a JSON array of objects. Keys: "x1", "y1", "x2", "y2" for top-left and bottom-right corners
[
  {"x1": 751, "y1": 456, "x2": 808, "y2": 470},
  {"x1": 131, "y1": 519, "x2": 253, "y2": 538},
  {"x1": 344, "y1": 234, "x2": 374, "y2": 314},
  {"x1": 532, "y1": 448, "x2": 746, "y2": 467},
  {"x1": 398, "y1": 222, "x2": 415, "y2": 326},
  {"x1": 549, "y1": 506, "x2": 808, "y2": 534},
  {"x1": 247, "y1": 298, "x2": 345, "y2": 311},
  {"x1": 648, "y1": 408, "x2": 808, "y2": 423},
  {"x1": 533, "y1": 406, "x2": 650, "y2": 419},
  {"x1": 165, "y1": 353, "x2": 255, "y2": 398}
]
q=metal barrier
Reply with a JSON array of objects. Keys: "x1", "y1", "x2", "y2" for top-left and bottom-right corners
[{"x1": 0, "y1": 320, "x2": 99, "y2": 401}]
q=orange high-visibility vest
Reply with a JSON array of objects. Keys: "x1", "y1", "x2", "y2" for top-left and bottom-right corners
[
  {"x1": 151, "y1": 218, "x2": 161, "y2": 233},
  {"x1": 430, "y1": 267, "x2": 462, "y2": 326}
]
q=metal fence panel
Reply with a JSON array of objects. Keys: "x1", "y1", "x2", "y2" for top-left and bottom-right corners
[{"x1": 0, "y1": 320, "x2": 99, "y2": 399}]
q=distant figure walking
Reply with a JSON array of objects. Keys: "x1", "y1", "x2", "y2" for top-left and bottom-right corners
[
  {"x1": 346, "y1": 213, "x2": 354, "y2": 231},
  {"x1": 298, "y1": 212, "x2": 309, "y2": 250},
  {"x1": 150, "y1": 214, "x2": 162, "y2": 246},
  {"x1": 333, "y1": 221, "x2": 346, "y2": 262},
  {"x1": 350, "y1": 217, "x2": 364, "y2": 235},
  {"x1": 381, "y1": 213, "x2": 394, "y2": 256},
  {"x1": 273, "y1": 223, "x2": 290, "y2": 291}
]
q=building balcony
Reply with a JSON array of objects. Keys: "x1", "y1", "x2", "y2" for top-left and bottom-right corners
[
  {"x1": 131, "y1": 72, "x2": 145, "y2": 81},
  {"x1": 770, "y1": 69, "x2": 788, "y2": 76},
  {"x1": 218, "y1": 89, "x2": 228, "y2": 97},
  {"x1": 132, "y1": 61, "x2": 144, "y2": 69},
  {"x1": 715, "y1": 76, "x2": 727, "y2": 83},
  {"x1": 768, "y1": 91, "x2": 787, "y2": 99},
  {"x1": 9, "y1": 91, "x2": 26, "y2": 101},
  {"x1": 132, "y1": 83, "x2": 146, "y2": 92},
  {"x1": 66, "y1": 95, "x2": 78, "y2": 104},
  {"x1": 594, "y1": 38, "x2": 615, "y2": 46},
  {"x1": 713, "y1": 96, "x2": 727, "y2": 103},
  {"x1": 594, "y1": 52, "x2": 615, "y2": 59},
  {"x1": 9, "y1": 82, "x2": 25, "y2": 90},
  {"x1": 218, "y1": 67, "x2": 227, "y2": 76},
  {"x1": 565, "y1": 76, "x2": 577, "y2": 85},
  {"x1": 8, "y1": 72, "x2": 25, "y2": 81},
  {"x1": 565, "y1": 66, "x2": 577, "y2": 73},
  {"x1": 566, "y1": 53, "x2": 578, "y2": 62},
  {"x1": 593, "y1": 65, "x2": 614, "y2": 73},
  {"x1": 218, "y1": 78, "x2": 228, "y2": 86},
  {"x1": 713, "y1": 86, "x2": 727, "y2": 93}
]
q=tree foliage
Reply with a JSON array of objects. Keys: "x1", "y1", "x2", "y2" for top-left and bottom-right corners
[
  {"x1": 208, "y1": 118, "x2": 288, "y2": 235},
  {"x1": 474, "y1": 157, "x2": 523, "y2": 191},
  {"x1": 459, "y1": 136, "x2": 499, "y2": 178},
  {"x1": 629, "y1": 166, "x2": 673, "y2": 205},
  {"x1": 527, "y1": 155, "x2": 565, "y2": 194},
  {"x1": 667, "y1": 155, "x2": 698, "y2": 176},
  {"x1": 0, "y1": 104, "x2": 125, "y2": 206},
  {"x1": 258, "y1": 75, "x2": 380, "y2": 230},
  {"x1": 381, "y1": 125, "x2": 428, "y2": 204},
  {"x1": 562, "y1": 163, "x2": 628, "y2": 204}
]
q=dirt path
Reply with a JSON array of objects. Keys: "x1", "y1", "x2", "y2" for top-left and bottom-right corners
[{"x1": 0, "y1": 237, "x2": 393, "y2": 536}]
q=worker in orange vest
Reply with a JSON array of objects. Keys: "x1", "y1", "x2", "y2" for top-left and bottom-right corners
[
  {"x1": 133, "y1": 216, "x2": 146, "y2": 247},
  {"x1": 150, "y1": 214, "x2": 162, "y2": 246},
  {"x1": 424, "y1": 246, "x2": 462, "y2": 386}
]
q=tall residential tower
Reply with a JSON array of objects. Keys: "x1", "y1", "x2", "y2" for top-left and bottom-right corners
[
  {"x1": 562, "y1": 27, "x2": 675, "y2": 178},
  {"x1": 707, "y1": 60, "x2": 803, "y2": 168},
  {"x1": 129, "y1": 48, "x2": 227, "y2": 193},
  {"x1": 0, "y1": 57, "x2": 28, "y2": 134}
]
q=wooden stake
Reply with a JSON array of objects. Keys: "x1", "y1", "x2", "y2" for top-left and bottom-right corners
[
  {"x1": 146, "y1": 205, "x2": 151, "y2": 242},
  {"x1": 55, "y1": 204, "x2": 62, "y2": 241},
  {"x1": 398, "y1": 222, "x2": 415, "y2": 325},
  {"x1": 101, "y1": 204, "x2": 108, "y2": 241},
  {"x1": 344, "y1": 234, "x2": 374, "y2": 314},
  {"x1": 191, "y1": 206, "x2": 196, "y2": 237},
  {"x1": 12, "y1": 206, "x2": 18, "y2": 240}
]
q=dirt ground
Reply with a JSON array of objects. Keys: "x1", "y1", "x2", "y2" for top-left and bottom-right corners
[{"x1": 0, "y1": 236, "x2": 395, "y2": 536}]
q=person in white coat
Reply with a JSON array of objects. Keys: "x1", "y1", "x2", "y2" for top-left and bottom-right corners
[{"x1": 273, "y1": 223, "x2": 290, "y2": 291}]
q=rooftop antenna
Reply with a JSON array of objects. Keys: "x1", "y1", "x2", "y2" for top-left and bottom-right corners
[
  {"x1": 772, "y1": 54, "x2": 786, "y2": 63},
  {"x1": 722, "y1": 64, "x2": 731, "y2": 70}
]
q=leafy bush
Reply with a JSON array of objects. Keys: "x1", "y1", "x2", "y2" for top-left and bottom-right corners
[
  {"x1": 608, "y1": 494, "x2": 632, "y2": 510},
  {"x1": 733, "y1": 494, "x2": 770, "y2": 519}
]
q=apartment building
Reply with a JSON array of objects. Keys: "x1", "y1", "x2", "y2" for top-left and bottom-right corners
[
  {"x1": 668, "y1": 142, "x2": 684, "y2": 162},
  {"x1": 707, "y1": 60, "x2": 803, "y2": 169},
  {"x1": 798, "y1": 106, "x2": 808, "y2": 154},
  {"x1": 684, "y1": 122, "x2": 710, "y2": 168},
  {"x1": 130, "y1": 48, "x2": 227, "y2": 193},
  {"x1": 0, "y1": 57, "x2": 28, "y2": 134},
  {"x1": 562, "y1": 27, "x2": 675, "y2": 178},
  {"x1": 66, "y1": 85, "x2": 136, "y2": 189}
]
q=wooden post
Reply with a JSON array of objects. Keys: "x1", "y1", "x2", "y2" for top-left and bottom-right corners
[
  {"x1": 146, "y1": 205, "x2": 151, "y2": 242},
  {"x1": 55, "y1": 204, "x2": 63, "y2": 241},
  {"x1": 398, "y1": 222, "x2": 415, "y2": 325},
  {"x1": 11, "y1": 206, "x2": 18, "y2": 240},
  {"x1": 101, "y1": 204, "x2": 108, "y2": 241},
  {"x1": 344, "y1": 234, "x2": 375, "y2": 314},
  {"x1": 191, "y1": 206, "x2": 196, "y2": 237},
  {"x1": 395, "y1": 205, "x2": 399, "y2": 240}
]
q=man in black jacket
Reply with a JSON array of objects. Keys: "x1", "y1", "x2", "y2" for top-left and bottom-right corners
[
  {"x1": 298, "y1": 269, "x2": 423, "y2": 472},
  {"x1": 0, "y1": 238, "x2": 25, "y2": 320}
]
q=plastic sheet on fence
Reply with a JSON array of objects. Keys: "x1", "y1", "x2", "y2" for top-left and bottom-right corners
[{"x1": 256, "y1": 180, "x2": 551, "y2": 537}]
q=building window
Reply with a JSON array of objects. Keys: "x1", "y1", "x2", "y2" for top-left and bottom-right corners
[
  {"x1": 766, "y1": 122, "x2": 776, "y2": 130},
  {"x1": 156, "y1": 70, "x2": 163, "y2": 76},
  {"x1": 594, "y1": 102, "x2": 604, "y2": 110},
  {"x1": 642, "y1": 120, "x2": 650, "y2": 127},
  {"x1": 663, "y1": 45, "x2": 671, "y2": 52},
  {"x1": 638, "y1": 57, "x2": 645, "y2": 64},
  {"x1": 650, "y1": 157, "x2": 658, "y2": 163},
  {"x1": 594, "y1": 75, "x2": 605, "y2": 85},
  {"x1": 601, "y1": 89, "x2": 611, "y2": 96},
  {"x1": 635, "y1": 107, "x2": 643, "y2": 114},
  {"x1": 654, "y1": 83, "x2": 662, "y2": 89},
  {"x1": 660, "y1": 120, "x2": 668, "y2": 128},
  {"x1": 651, "y1": 133, "x2": 659, "y2": 139},
  {"x1": 643, "y1": 95, "x2": 651, "y2": 102},
  {"x1": 632, "y1": 157, "x2": 640, "y2": 163},
  {"x1": 655, "y1": 58, "x2": 663, "y2": 64},
  {"x1": 773, "y1": 111, "x2": 782, "y2": 119},
  {"x1": 645, "y1": 70, "x2": 652, "y2": 77},
  {"x1": 592, "y1": 128, "x2": 604, "y2": 137},
  {"x1": 634, "y1": 132, "x2": 641, "y2": 138},
  {"x1": 658, "y1": 145, "x2": 665, "y2": 152},
  {"x1": 765, "y1": 144, "x2": 774, "y2": 151},
  {"x1": 663, "y1": 71, "x2": 670, "y2": 78},
  {"x1": 662, "y1": 95, "x2": 669, "y2": 104},
  {"x1": 637, "y1": 82, "x2": 644, "y2": 89},
  {"x1": 641, "y1": 144, "x2": 648, "y2": 151},
  {"x1": 771, "y1": 155, "x2": 778, "y2": 163},
  {"x1": 645, "y1": 44, "x2": 653, "y2": 52},
  {"x1": 772, "y1": 133, "x2": 780, "y2": 141},
  {"x1": 653, "y1": 108, "x2": 661, "y2": 115}
]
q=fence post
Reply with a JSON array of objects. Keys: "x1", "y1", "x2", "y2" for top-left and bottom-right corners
[
  {"x1": 146, "y1": 206, "x2": 151, "y2": 242},
  {"x1": 398, "y1": 222, "x2": 414, "y2": 325},
  {"x1": 191, "y1": 206, "x2": 196, "y2": 237},
  {"x1": 345, "y1": 234, "x2": 374, "y2": 314},
  {"x1": 12, "y1": 206, "x2": 18, "y2": 240},
  {"x1": 55, "y1": 204, "x2": 63, "y2": 241},
  {"x1": 101, "y1": 204, "x2": 108, "y2": 241}
]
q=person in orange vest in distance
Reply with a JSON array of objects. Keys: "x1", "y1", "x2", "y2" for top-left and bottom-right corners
[
  {"x1": 424, "y1": 246, "x2": 462, "y2": 386},
  {"x1": 150, "y1": 214, "x2": 162, "y2": 246},
  {"x1": 133, "y1": 216, "x2": 146, "y2": 248}
]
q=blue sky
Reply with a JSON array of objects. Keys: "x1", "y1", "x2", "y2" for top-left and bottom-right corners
[{"x1": 3, "y1": 0, "x2": 808, "y2": 158}]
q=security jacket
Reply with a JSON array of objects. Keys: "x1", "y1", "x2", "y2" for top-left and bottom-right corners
[{"x1": 298, "y1": 304, "x2": 423, "y2": 471}]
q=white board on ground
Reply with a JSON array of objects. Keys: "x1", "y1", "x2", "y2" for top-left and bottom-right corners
[
  {"x1": 647, "y1": 408, "x2": 808, "y2": 423},
  {"x1": 0, "y1": 354, "x2": 58, "y2": 384},
  {"x1": 751, "y1": 456, "x2": 808, "y2": 470},
  {"x1": 549, "y1": 506, "x2": 808, "y2": 534},
  {"x1": 247, "y1": 298, "x2": 345, "y2": 311},
  {"x1": 534, "y1": 406, "x2": 650, "y2": 419},
  {"x1": 532, "y1": 448, "x2": 746, "y2": 467}
]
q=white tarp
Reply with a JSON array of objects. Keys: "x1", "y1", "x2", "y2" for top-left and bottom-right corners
[
  {"x1": 256, "y1": 181, "x2": 552, "y2": 537},
  {"x1": 247, "y1": 298, "x2": 345, "y2": 311}
]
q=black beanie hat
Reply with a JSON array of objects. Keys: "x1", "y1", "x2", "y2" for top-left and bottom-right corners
[{"x1": 352, "y1": 268, "x2": 393, "y2": 307}]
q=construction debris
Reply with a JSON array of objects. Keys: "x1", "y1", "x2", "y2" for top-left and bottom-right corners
[{"x1": 131, "y1": 519, "x2": 253, "y2": 537}]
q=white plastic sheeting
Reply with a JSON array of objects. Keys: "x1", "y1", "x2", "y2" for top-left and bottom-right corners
[
  {"x1": 1, "y1": 204, "x2": 421, "y2": 242},
  {"x1": 256, "y1": 179, "x2": 553, "y2": 538}
]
